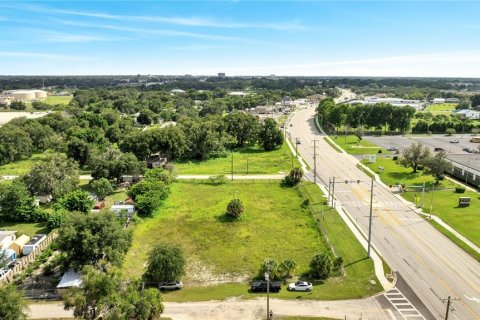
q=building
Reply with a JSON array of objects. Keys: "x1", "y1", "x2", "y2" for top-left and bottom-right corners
[
  {"x1": 452, "y1": 109, "x2": 480, "y2": 120},
  {"x1": 57, "y1": 270, "x2": 82, "y2": 297},
  {"x1": 22, "y1": 234, "x2": 47, "y2": 256},
  {"x1": 34, "y1": 194, "x2": 53, "y2": 205},
  {"x1": 227, "y1": 91, "x2": 248, "y2": 97},
  {"x1": 170, "y1": 89, "x2": 186, "y2": 94},
  {"x1": 431, "y1": 98, "x2": 446, "y2": 104},
  {"x1": 445, "y1": 98, "x2": 460, "y2": 103},
  {"x1": 146, "y1": 153, "x2": 167, "y2": 168},
  {"x1": 110, "y1": 204, "x2": 135, "y2": 217},
  {"x1": 254, "y1": 105, "x2": 274, "y2": 114},
  {"x1": 2, "y1": 90, "x2": 47, "y2": 102},
  {"x1": 218, "y1": 73, "x2": 226, "y2": 78},
  {"x1": 349, "y1": 97, "x2": 423, "y2": 110},
  {"x1": 0, "y1": 231, "x2": 17, "y2": 261},
  {"x1": 0, "y1": 95, "x2": 14, "y2": 106},
  {"x1": 9, "y1": 235, "x2": 30, "y2": 256}
]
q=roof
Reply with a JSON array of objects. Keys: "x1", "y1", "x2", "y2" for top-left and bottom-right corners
[
  {"x1": 12, "y1": 235, "x2": 30, "y2": 247},
  {"x1": 111, "y1": 204, "x2": 135, "y2": 209},
  {"x1": 57, "y1": 270, "x2": 82, "y2": 289},
  {"x1": 24, "y1": 234, "x2": 46, "y2": 246},
  {"x1": 0, "y1": 231, "x2": 16, "y2": 243}
]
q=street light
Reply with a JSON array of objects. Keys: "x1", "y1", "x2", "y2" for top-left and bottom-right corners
[{"x1": 265, "y1": 270, "x2": 270, "y2": 320}]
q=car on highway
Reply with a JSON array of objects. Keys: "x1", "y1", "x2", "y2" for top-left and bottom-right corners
[
  {"x1": 463, "y1": 147, "x2": 478, "y2": 153},
  {"x1": 158, "y1": 281, "x2": 183, "y2": 290},
  {"x1": 450, "y1": 139, "x2": 459, "y2": 143},
  {"x1": 387, "y1": 146, "x2": 397, "y2": 151},
  {"x1": 296, "y1": 139, "x2": 301, "y2": 145},
  {"x1": 434, "y1": 147, "x2": 445, "y2": 152},
  {"x1": 287, "y1": 281, "x2": 313, "y2": 292},
  {"x1": 251, "y1": 280, "x2": 281, "y2": 293}
]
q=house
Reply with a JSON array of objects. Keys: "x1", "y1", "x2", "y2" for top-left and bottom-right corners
[
  {"x1": 452, "y1": 109, "x2": 480, "y2": 120},
  {"x1": 255, "y1": 105, "x2": 274, "y2": 114},
  {"x1": 22, "y1": 234, "x2": 47, "y2": 256},
  {"x1": 431, "y1": 98, "x2": 446, "y2": 104},
  {"x1": 170, "y1": 89, "x2": 186, "y2": 94},
  {"x1": 56, "y1": 270, "x2": 82, "y2": 297},
  {"x1": 110, "y1": 204, "x2": 135, "y2": 217},
  {"x1": 146, "y1": 153, "x2": 167, "y2": 169},
  {"x1": 9, "y1": 235, "x2": 30, "y2": 256},
  {"x1": 281, "y1": 96, "x2": 293, "y2": 106},
  {"x1": 445, "y1": 98, "x2": 460, "y2": 103},
  {"x1": 124, "y1": 197, "x2": 135, "y2": 205},
  {"x1": 0, "y1": 231, "x2": 17, "y2": 261}
]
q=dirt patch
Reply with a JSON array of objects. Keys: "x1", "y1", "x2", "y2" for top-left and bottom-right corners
[{"x1": 185, "y1": 260, "x2": 249, "y2": 286}]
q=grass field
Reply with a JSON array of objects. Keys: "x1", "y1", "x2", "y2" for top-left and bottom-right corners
[
  {"x1": 45, "y1": 95, "x2": 72, "y2": 105},
  {"x1": 362, "y1": 157, "x2": 480, "y2": 251},
  {"x1": 123, "y1": 181, "x2": 382, "y2": 302},
  {"x1": 0, "y1": 153, "x2": 49, "y2": 175},
  {"x1": 0, "y1": 222, "x2": 49, "y2": 237},
  {"x1": 328, "y1": 135, "x2": 390, "y2": 155},
  {"x1": 423, "y1": 103, "x2": 457, "y2": 115},
  {"x1": 174, "y1": 143, "x2": 299, "y2": 175}
]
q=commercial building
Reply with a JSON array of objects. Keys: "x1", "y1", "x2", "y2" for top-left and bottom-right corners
[
  {"x1": 2, "y1": 89, "x2": 47, "y2": 102},
  {"x1": 431, "y1": 98, "x2": 446, "y2": 104},
  {"x1": 349, "y1": 97, "x2": 423, "y2": 110},
  {"x1": 452, "y1": 109, "x2": 480, "y2": 120}
]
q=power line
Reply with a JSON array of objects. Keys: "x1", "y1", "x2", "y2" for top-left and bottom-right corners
[{"x1": 440, "y1": 296, "x2": 459, "y2": 320}]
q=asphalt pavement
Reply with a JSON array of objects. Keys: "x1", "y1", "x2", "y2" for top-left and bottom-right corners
[{"x1": 288, "y1": 105, "x2": 480, "y2": 320}]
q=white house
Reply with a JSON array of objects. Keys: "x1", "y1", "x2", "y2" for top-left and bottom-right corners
[
  {"x1": 452, "y1": 109, "x2": 480, "y2": 120},
  {"x1": 110, "y1": 204, "x2": 135, "y2": 217},
  {"x1": 0, "y1": 231, "x2": 17, "y2": 262},
  {"x1": 431, "y1": 98, "x2": 446, "y2": 104},
  {"x1": 22, "y1": 234, "x2": 47, "y2": 256}
]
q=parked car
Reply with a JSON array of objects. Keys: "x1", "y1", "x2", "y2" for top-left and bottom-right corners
[
  {"x1": 251, "y1": 280, "x2": 281, "y2": 293},
  {"x1": 287, "y1": 281, "x2": 313, "y2": 292},
  {"x1": 463, "y1": 147, "x2": 478, "y2": 153},
  {"x1": 449, "y1": 139, "x2": 459, "y2": 143},
  {"x1": 387, "y1": 146, "x2": 397, "y2": 151},
  {"x1": 434, "y1": 147, "x2": 444, "y2": 152},
  {"x1": 158, "y1": 281, "x2": 183, "y2": 290},
  {"x1": 0, "y1": 268, "x2": 11, "y2": 278}
]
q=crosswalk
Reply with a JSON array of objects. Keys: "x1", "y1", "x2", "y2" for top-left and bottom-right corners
[{"x1": 384, "y1": 288, "x2": 426, "y2": 320}]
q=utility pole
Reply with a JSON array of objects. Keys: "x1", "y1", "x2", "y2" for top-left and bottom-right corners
[
  {"x1": 246, "y1": 157, "x2": 249, "y2": 175},
  {"x1": 429, "y1": 183, "x2": 435, "y2": 219},
  {"x1": 328, "y1": 178, "x2": 332, "y2": 207},
  {"x1": 265, "y1": 269, "x2": 270, "y2": 320},
  {"x1": 421, "y1": 182, "x2": 425, "y2": 208},
  {"x1": 295, "y1": 138, "x2": 298, "y2": 157},
  {"x1": 367, "y1": 178, "x2": 374, "y2": 258},
  {"x1": 313, "y1": 140, "x2": 316, "y2": 184},
  {"x1": 231, "y1": 151, "x2": 234, "y2": 181},
  {"x1": 440, "y1": 296, "x2": 459, "y2": 320},
  {"x1": 331, "y1": 176, "x2": 336, "y2": 208}
]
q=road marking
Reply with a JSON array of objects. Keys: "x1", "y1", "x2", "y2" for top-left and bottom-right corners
[
  {"x1": 464, "y1": 295, "x2": 480, "y2": 303},
  {"x1": 384, "y1": 287, "x2": 426, "y2": 320}
]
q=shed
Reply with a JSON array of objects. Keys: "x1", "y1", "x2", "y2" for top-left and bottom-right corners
[
  {"x1": 110, "y1": 204, "x2": 135, "y2": 217},
  {"x1": 9, "y1": 235, "x2": 30, "y2": 256},
  {"x1": 22, "y1": 234, "x2": 47, "y2": 256},
  {"x1": 0, "y1": 230, "x2": 16, "y2": 250},
  {"x1": 93, "y1": 201, "x2": 105, "y2": 210},
  {"x1": 56, "y1": 270, "x2": 82, "y2": 297},
  {"x1": 3, "y1": 249, "x2": 16, "y2": 262}
]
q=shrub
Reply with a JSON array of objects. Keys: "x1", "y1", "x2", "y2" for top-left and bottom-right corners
[
  {"x1": 392, "y1": 156, "x2": 398, "y2": 161},
  {"x1": 226, "y1": 198, "x2": 244, "y2": 219},
  {"x1": 144, "y1": 243, "x2": 185, "y2": 283},
  {"x1": 310, "y1": 252, "x2": 332, "y2": 279},
  {"x1": 445, "y1": 128, "x2": 456, "y2": 136},
  {"x1": 332, "y1": 256, "x2": 344, "y2": 274},
  {"x1": 47, "y1": 210, "x2": 68, "y2": 228},
  {"x1": 455, "y1": 187, "x2": 466, "y2": 193},
  {"x1": 283, "y1": 167, "x2": 303, "y2": 187},
  {"x1": 90, "y1": 178, "x2": 113, "y2": 200},
  {"x1": 208, "y1": 175, "x2": 228, "y2": 185},
  {"x1": 377, "y1": 149, "x2": 382, "y2": 154},
  {"x1": 259, "y1": 259, "x2": 281, "y2": 280}
]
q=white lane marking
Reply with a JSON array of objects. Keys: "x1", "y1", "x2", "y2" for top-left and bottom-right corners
[
  {"x1": 384, "y1": 288, "x2": 426, "y2": 320},
  {"x1": 386, "y1": 309, "x2": 397, "y2": 320},
  {"x1": 464, "y1": 295, "x2": 480, "y2": 303}
]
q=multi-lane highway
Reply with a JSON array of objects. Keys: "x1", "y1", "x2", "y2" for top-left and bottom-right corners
[{"x1": 288, "y1": 104, "x2": 480, "y2": 320}]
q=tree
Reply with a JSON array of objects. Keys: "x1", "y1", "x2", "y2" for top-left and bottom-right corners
[
  {"x1": 64, "y1": 266, "x2": 164, "y2": 320},
  {"x1": 279, "y1": 259, "x2": 297, "y2": 279},
  {"x1": 55, "y1": 190, "x2": 94, "y2": 213},
  {"x1": 310, "y1": 252, "x2": 332, "y2": 279},
  {"x1": 90, "y1": 178, "x2": 113, "y2": 200},
  {"x1": 259, "y1": 118, "x2": 283, "y2": 151},
  {"x1": 148, "y1": 126, "x2": 188, "y2": 160},
  {"x1": 470, "y1": 94, "x2": 480, "y2": 109},
  {"x1": 66, "y1": 137, "x2": 92, "y2": 167},
  {"x1": 456, "y1": 100, "x2": 471, "y2": 110},
  {"x1": 57, "y1": 212, "x2": 132, "y2": 269},
  {"x1": 144, "y1": 243, "x2": 186, "y2": 283},
  {"x1": 0, "y1": 125, "x2": 33, "y2": 165},
  {"x1": 9, "y1": 101, "x2": 26, "y2": 110},
  {"x1": 283, "y1": 167, "x2": 303, "y2": 186},
  {"x1": 226, "y1": 198, "x2": 244, "y2": 219},
  {"x1": 0, "y1": 181, "x2": 37, "y2": 222},
  {"x1": 259, "y1": 259, "x2": 281, "y2": 280},
  {"x1": 223, "y1": 112, "x2": 259, "y2": 147},
  {"x1": 135, "y1": 190, "x2": 165, "y2": 217},
  {"x1": 144, "y1": 167, "x2": 175, "y2": 185},
  {"x1": 399, "y1": 143, "x2": 432, "y2": 173},
  {"x1": 445, "y1": 128, "x2": 456, "y2": 136},
  {"x1": 23, "y1": 153, "x2": 79, "y2": 199},
  {"x1": 137, "y1": 109, "x2": 156, "y2": 125},
  {"x1": 0, "y1": 284, "x2": 29, "y2": 320},
  {"x1": 89, "y1": 147, "x2": 145, "y2": 182},
  {"x1": 472, "y1": 128, "x2": 480, "y2": 136},
  {"x1": 354, "y1": 127, "x2": 363, "y2": 142},
  {"x1": 425, "y1": 151, "x2": 453, "y2": 184}
]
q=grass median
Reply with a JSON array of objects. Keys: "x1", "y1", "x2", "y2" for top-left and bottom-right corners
[
  {"x1": 123, "y1": 180, "x2": 382, "y2": 302},
  {"x1": 327, "y1": 135, "x2": 390, "y2": 155}
]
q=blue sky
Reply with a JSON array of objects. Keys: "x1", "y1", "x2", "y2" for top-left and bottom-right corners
[{"x1": 1, "y1": 1, "x2": 480, "y2": 76}]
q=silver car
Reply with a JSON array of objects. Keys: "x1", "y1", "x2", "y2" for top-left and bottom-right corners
[
  {"x1": 287, "y1": 281, "x2": 313, "y2": 292},
  {"x1": 158, "y1": 281, "x2": 183, "y2": 290}
]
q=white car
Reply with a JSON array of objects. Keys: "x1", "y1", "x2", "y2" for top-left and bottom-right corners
[
  {"x1": 450, "y1": 139, "x2": 459, "y2": 143},
  {"x1": 287, "y1": 281, "x2": 313, "y2": 292},
  {"x1": 158, "y1": 281, "x2": 183, "y2": 290}
]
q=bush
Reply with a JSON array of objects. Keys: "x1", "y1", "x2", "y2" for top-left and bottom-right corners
[
  {"x1": 283, "y1": 167, "x2": 303, "y2": 187},
  {"x1": 332, "y1": 256, "x2": 344, "y2": 275},
  {"x1": 144, "y1": 243, "x2": 185, "y2": 283},
  {"x1": 226, "y1": 198, "x2": 244, "y2": 219},
  {"x1": 90, "y1": 178, "x2": 113, "y2": 200},
  {"x1": 392, "y1": 156, "x2": 398, "y2": 161},
  {"x1": 208, "y1": 175, "x2": 228, "y2": 185},
  {"x1": 310, "y1": 252, "x2": 332, "y2": 279},
  {"x1": 455, "y1": 187, "x2": 466, "y2": 193},
  {"x1": 377, "y1": 149, "x2": 382, "y2": 154},
  {"x1": 47, "y1": 210, "x2": 68, "y2": 228},
  {"x1": 259, "y1": 259, "x2": 280, "y2": 280},
  {"x1": 445, "y1": 128, "x2": 456, "y2": 136}
]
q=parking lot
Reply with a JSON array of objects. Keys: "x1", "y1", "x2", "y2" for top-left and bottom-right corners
[{"x1": 365, "y1": 134, "x2": 480, "y2": 171}]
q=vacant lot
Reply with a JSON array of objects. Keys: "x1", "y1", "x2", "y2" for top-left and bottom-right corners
[
  {"x1": 45, "y1": 95, "x2": 72, "y2": 105},
  {"x1": 328, "y1": 135, "x2": 390, "y2": 155},
  {"x1": 123, "y1": 181, "x2": 382, "y2": 302},
  {"x1": 0, "y1": 153, "x2": 49, "y2": 176},
  {"x1": 174, "y1": 143, "x2": 299, "y2": 175},
  {"x1": 0, "y1": 111, "x2": 49, "y2": 125},
  {"x1": 424, "y1": 103, "x2": 457, "y2": 115}
]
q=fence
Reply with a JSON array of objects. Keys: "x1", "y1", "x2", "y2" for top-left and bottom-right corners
[{"x1": 0, "y1": 232, "x2": 57, "y2": 284}]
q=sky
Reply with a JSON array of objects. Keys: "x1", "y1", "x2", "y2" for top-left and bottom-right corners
[{"x1": 1, "y1": 1, "x2": 480, "y2": 77}]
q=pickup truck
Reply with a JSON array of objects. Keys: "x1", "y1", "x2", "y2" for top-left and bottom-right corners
[{"x1": 251, "y1": 280, "x2": 281, "y2": 293}]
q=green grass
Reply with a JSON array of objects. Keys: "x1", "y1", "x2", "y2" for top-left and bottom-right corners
[
  {"x1": 323, "y1": 137, "x2": 342, "y2": 153},
  {"x1": 362, "y1": 157, "x2": 480, "y2": 251},
  {"x1": 0, "y1": 222, "x2": 49, "y2": 237},
  {"x1": 0, "y1": 153, "x2": 49, "y2": 176},
  {"x1": 424, "y1": 103, "x2": 456, "y2": 115},
  {"x1": 45, "y1": 95, "x2": 72, "y2": 105},
  {"x1": 124, "y1": 181, "x2": 382, "y2": 302},
  {"x1": 329, "y1": 135, "x2": 389, "y2": 155},
  {"x1": 174, "y1": 143, "x2": 299, "y2": 175}
]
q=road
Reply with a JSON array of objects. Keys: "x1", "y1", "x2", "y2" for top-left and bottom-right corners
[
  {"x1": 288, "y1": 105, "x2": 480, "y2": 320},
  {"x1": 28, "y1": 297, "x2": 392, "y2": 320}
]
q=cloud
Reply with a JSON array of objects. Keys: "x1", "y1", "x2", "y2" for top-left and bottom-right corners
[
  {"x1": 35, "y1": 30, "x2": 130, "y2": 43},
  {"x1": 13, "y1": 4, "x2": 307, "y2": 31},
  {"x1": 0, "y1": 51, "x2": 90, "y2": 61},
  {"x1": 51, "y1": 19, "x2": 252, "y2": 42}
]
